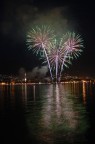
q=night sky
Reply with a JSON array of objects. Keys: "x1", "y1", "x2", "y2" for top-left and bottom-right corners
[{"x1": 0, "y1": 0, "x2": 95, "y2": 77}]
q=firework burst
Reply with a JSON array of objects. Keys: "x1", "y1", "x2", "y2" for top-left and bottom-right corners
[
  {"x1": 26, "y1": 25, "x2": 56, "y2": 81},
  {"x1": 26, "y1": 25, "x2": 55, "y2": 54},
  {"x1": 59, "y1": 32, "x2": 84, "y2": 81},
  {"x1": 26, "y1": 26, "x2": 84, "y2": 82},
  {"x1": 63, "y1": 32, "x2": 84, "y2": 58}
]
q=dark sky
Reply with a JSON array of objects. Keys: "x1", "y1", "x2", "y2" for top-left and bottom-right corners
[{"x1": 0, "y1": 0, "x2": 95, "y2": 76}]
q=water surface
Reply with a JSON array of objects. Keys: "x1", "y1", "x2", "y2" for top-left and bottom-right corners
[{"x1": 0, "y1": 81, "x2": 95, "y2": 144}]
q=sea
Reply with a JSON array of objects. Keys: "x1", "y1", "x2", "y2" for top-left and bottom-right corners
[{"x1": 0, "y1": 81, "x2": 95, "y2": 144}]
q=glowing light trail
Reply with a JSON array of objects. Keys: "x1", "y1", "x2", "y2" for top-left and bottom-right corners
[
  {"x1": 59, "y1": 32, "x2": 84, "y2": 81},
  {"x1": 26, "y1": 25, "x2": 55, "y2": 81},
  {"x1": 26, "y1": 26, "x2": 84, "y2": 82}
]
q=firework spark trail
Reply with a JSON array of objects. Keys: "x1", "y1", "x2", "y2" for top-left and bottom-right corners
[
  {"x1": 55, "y1": 54, "x2": 58, "y2": 82},
  {"x1": 26, "y1": 25, "x2": 55, "y2": 81},
  {"x1": 59, "y1": 51, "x2": 70, "y2": 82},
  {"x1": 59, "y1": 32, "x2": 84, "y2": 81},
  {"x1": 48, "y1": 38, "x2": 72, "y2": 81},
  {"x1": 47, "y1": 40, "x2": 64, "y2": 81},
  {"x1": 42, "y1": 43, "x2": 53, "y2": 81}
]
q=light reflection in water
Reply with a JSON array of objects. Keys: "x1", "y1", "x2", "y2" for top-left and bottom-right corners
[
  {"x1": 0, "y1": 85, "x2": 5, "y2": 110},
  {"x1": 9, "y1": 84, "x2": 15, "y2": 108},
  {"x1": 41, "y1": 84, "x2": 53, "y2": 128},
  {"x1": 21, "y1": 84, "x2": 26, "y2": 104},
  {"x1": 55, "y1": 84, "x2": 61, "y2": 119},
  {"x1": 24, "y1": 83, "x2": 27, "y2": 104},
  {"x1": 41, "y1": 84, "x2": 78, "y2": 130},
  {"x1": 82, "y1": 81, "x2": 86, "y2": 105},
  {"x1": 82, "y1": 81, "x2": 94, "y2": 105},
  {"x1": 0, "y1": 82, "x2": 92, "y2": 144},
  {"x1": 26, "y1": 83, "x2": 88, "y2": 143},
  {"x1": 33, "y1": 85, "x2": 35, "y2": 101}
]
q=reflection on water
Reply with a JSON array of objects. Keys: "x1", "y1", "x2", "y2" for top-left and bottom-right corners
[
  {"x1": 26, "y1": 83, "x2": 89, "y2": 144},
  {"x1": 0, "y1": 82, "x2": 95, "y2": 143},
  {"x1": 82, "y1": 81, "x2": 86, "y2": 105}
]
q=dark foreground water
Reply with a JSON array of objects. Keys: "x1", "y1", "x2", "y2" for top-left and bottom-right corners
[{"x1": 0, "y1": 81, "x2": 95, "y2": 144}]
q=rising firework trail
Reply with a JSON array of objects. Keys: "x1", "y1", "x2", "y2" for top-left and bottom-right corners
[
  {"x1": 48, "y1": 40, "x2": 59, "y2": 81},
  {"x1": 59, "y1": 32, "x2": 84, "y2": 81},
  {"x1": 47, "y1": 39, "x2": 71, "y2": 82},
  {"x1": 26, "y1": 25, "x2": 55, "y2": 81}
]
